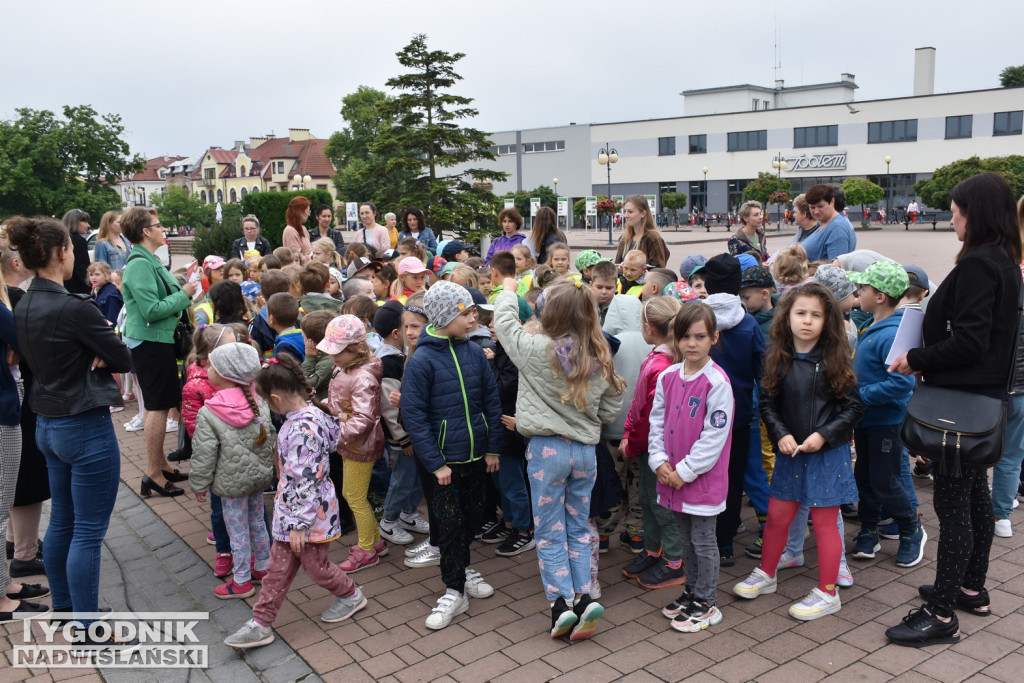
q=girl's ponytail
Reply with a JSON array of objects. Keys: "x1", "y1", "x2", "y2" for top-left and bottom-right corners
[{"x1": 241, "y1": 383, "x2": 269, "y2": 447}]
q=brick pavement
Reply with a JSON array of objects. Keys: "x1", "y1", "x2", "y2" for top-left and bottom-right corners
[{"x1": 4, "y1": 403, "x2": 1023, "y2": 682}]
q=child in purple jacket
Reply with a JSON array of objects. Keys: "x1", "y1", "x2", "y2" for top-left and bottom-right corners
[{"x1": 648, "y1": 302, "x2": 734, "y2": 634}]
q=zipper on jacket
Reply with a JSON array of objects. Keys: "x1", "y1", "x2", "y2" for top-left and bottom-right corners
[
  {"x1": 809, "y1": 362, "x2": 820, "y2": 440},
  {"x1": 448, "y1": 339, "x2": 475, "y2": 458}
]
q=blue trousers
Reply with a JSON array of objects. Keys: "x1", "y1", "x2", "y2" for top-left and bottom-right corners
[
  {"x1": 744, "y1": 386, "x2": 770, "y2": 517},
  {"x1": 37, "y1": 408, "x2": 120, "y2": 624},
  {"x1": 383, "y1": 447, "x2": 424, "y2": 521},
  {"x1": 993, "y1": 395, "x2": 1024, "y2": 519},
  {"x1": 493, "y1": 454, "x2": 531, "y2": 531},
  {"x1": 528, "y1": 436, "x2": 596, "y2": 600}
]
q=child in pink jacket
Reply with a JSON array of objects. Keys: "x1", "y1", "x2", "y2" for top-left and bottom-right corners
[{"x1": 648, "y1": 303, "x2": 734, "y2": 634}]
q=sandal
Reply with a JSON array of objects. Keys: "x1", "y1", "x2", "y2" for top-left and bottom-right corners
[{"x1": 918, "y1": 585, "x2": 991, "y2": 616}]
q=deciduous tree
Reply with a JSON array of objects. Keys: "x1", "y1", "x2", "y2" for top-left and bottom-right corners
[
  {"x1": 742, "y1": 171, "x2": 792, "y2": 207},
  {"x1": 999, "y1": 65, "x2": 1024, "y2": 87},
  {"x1": 913, "y1": 155, "x2": 1024, "y2": 210}
]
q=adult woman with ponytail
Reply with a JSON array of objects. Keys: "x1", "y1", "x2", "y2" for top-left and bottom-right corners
[{"x1": 8, "y1": 216, "x2": 132, "y2": 630}]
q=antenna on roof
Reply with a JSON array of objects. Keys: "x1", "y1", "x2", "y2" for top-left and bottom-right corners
[{"x1": 773, "y1": 2, "x2": 781, "y2": 83}]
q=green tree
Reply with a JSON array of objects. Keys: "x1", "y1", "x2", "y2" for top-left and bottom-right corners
[
  {"x1": 1000, "y1": 65, "x2": 1024, "y2": 87},
  {"x1": 661, "y1": 192, "x2": 688, "y2": 227},
  {"x1": 239, "y1": 189, "x2": 333, "y2": 249},
  {"x1": 191, "y1": 203, "x2": 244, "y2": 260},
  {"x1": 325, "y1": 86, "x2": 416, "y2": 212},
  {"x1": 0, "y1": 105, "x2": 143, "y2": 219},
  {"x1": 152, "y1": 186, "x2": 213, "y2": 231},
  {"x1": 841, "y1": 178, "x2": 886, "y2": 227},
  {"x1": 913, "y1": 155, "x2": 1024, "y2": 210},
  {"x1": 742, "y1": 171, "x2": 792, "y2": 206},
  {"x1": 375, "y1": 34, "x2": 507, "y2": 239}
]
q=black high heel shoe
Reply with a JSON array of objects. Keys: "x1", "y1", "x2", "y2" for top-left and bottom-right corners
[
  {"x1": 140, "y1": 476, "x2": 184, "y2": 497},
  {"x1": 162, "y1": 469, "x2": 189, "y2": 483}
]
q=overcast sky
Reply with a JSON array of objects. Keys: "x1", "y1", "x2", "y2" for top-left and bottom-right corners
[{"x1": 2, "y1": 0, "x2": 1020, "y2": 160}]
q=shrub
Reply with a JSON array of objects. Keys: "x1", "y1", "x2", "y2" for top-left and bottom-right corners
[{"x1": 240, "y1": 189, "x2": 333, "y2": 248}]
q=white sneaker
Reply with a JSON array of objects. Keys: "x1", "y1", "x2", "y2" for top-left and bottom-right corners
[
  {"x1": 110, "y1": 405, "x2": 124, "y2": 413},
  {"x1": 733, "y1": 567, "x2": 777, "y2": 599},
  {"x1": 591, "y1": 580, "x2": 601, "y2": 600},
  {"x1": 405, "y1": 538, "x2": 432, "y2": 558},
  {"x1": 165, "y1": 418, "x2": 179, "y2": 433},
  {"x1": 425, "y1": 590, "x2": 468, "y2": 630},
  {"x1": 124, "y1": 414, "x2": 145, "y2": 432},
  {"x1": 399, "y1": 512, "x2": 430, "y2": 534},
  {"x1": 994, "y1": 519, "x2": 1013, "y2": 538},
  {"x1": 789, "y1": 587, "x2": 842, "y2": 621},
  {"x1": 404, "y1": 546, "x2": 440, "y2": 568},
  {"x1": 379, "y1": 518, "x2": 414, "y2": 545},
  {"x1": 464, "y1": 568, "x2": 494, "y2": 599},
  {"x1": 1014, "y1": 498, "x2": 1020, "y2": 510}
]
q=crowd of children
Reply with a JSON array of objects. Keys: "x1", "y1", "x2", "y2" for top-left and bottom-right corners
[{"x1": 88, "y1": 194, "x2": 1013, "y2": 651}]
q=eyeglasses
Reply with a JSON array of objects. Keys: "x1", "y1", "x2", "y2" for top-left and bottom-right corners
[{"x1": 145, "y1": 222, "x2": 164, "y2": 230}]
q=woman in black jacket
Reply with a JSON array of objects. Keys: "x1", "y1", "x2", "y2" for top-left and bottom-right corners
[
  {"x1": 886, "y1": 173, "x2": 1023, "y2": 647},
  {"x1": 8, "y1": 216, "x2": 133, "y2": 632}
]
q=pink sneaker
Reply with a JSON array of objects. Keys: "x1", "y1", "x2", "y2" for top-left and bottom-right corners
[
  {"x1": 338, "y1": 547, "x2": 379, "y2": 574},
  {"x1": 206, "y1": 532, "x2": 216, "y2": 545},
  {"x1": 214, "y1": 553, "x2": 233, "y2": 578},
  {"x1": 374, "y1": 539, "x2": 389, "y2": 557},
  {"x1": 251, "y1": 569, "x2": 268, "y2": 583},
  {"x1": 214, "y1": 579, "x2": 255, "y2": 599}
]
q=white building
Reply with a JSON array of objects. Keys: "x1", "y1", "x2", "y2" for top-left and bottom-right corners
[{"x1": 467, "y1": 48, "x2": 1024, "y2": 220}]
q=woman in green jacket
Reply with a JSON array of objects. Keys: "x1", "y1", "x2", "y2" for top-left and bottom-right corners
[{"x1": 120, "y1": 206, "x2": 198, "y2": 497}]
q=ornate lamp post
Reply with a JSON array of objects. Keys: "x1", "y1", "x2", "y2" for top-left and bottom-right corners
[
  {"x1": 702, "y1": 167, "x2": 709, "y2": 232},
  {"x1": 771, "y1": 153, "x2": 788, "y2": 231},
  {"x1": 598, "y1": 144, "x2": 618, "y2": 244},
  {"x1": 884, "y1": 155, "x2": 893, "y2": 221},
  {"x1": 292, "y1": 173, "x2": 312, "y2": 191}
]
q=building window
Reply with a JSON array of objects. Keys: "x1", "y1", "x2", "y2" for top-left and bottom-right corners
[
  {"x1": 727, "y1": 130, "x2": 767, "y2": 152},
  {"x1": 489, "y1": 144, "x2": 516, "y2": 155},
  {"x1": 794, "y1": 125, "x2": 838, "y2": 148},
  {"x1": 752, "y1": 98, "x2": 760, "y2": 111},
  {"x1": 240, "y1": 165, "x2": 247, "y2": 176},
  {"x1": 240, "y1": 187, "x2": 248, "y2": 199},
  {"x1": 252, "y1": 186, "x2": 260, "y2": 194},
  {"x1": 203, "y1": 168, "x2": 215, "y2": 181},
  {"x1": 276, "y1": 161, "x2": 285, "y2": 173},
  {"x1": 216, "y1": 189, "x2": 223, "y2": 203},
  {"x1": 658, "y1": 137, "x2": 676, "y2": 156},
  {"x1": 689, "y1": 134, "x2": 707, "y2": 154},
  {"x1": 522, "y1": 140, "x2": 565, "y2": 153},
  {"x1": 317, "y1": 184, "x2": 328, "y2": 190},
  {"x1": 994, "y1": 110, "x2": 1023, "y2": 136},
  {"x1": 868, "y1": 119, "x2": 918, "y2": 143},
  {"x1": 200, "y1": 190, "x2": 207, "y2": 203},
  {"x1": 229, "y1": 188, "x2": 237, "y2": 203},
  {"x1": 944, "y1": 115, "x2": 973, "y2": 139}
]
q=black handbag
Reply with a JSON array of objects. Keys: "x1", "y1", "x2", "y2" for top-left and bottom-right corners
[{"x1": 900, "y1": 292, "x2": 1023, "y2": 474}]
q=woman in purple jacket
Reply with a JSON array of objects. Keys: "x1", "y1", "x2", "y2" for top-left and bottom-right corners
[{"x1": 485, "y1": 207, "x2": 527, "y2": 265}]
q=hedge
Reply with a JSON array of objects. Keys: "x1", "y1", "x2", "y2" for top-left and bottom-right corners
[{"x1": 240, "y1": 189, "x2": 333, "y2": 250}]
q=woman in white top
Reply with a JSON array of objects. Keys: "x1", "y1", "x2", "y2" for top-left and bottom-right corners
[{"x1": 357, "y1": 203, "x2": 391, "y2": 256}]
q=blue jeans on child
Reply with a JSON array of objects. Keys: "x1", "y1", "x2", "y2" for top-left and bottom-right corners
[
  {"x1": 993, "y1": 395, "x2": 1024, "y2": 520},
  {"x1": 494, "y1": 454, "x2": 531, "y2": 531},
  {"x1": 221, "y1": 491, "x2": 271, "y2": 584},
  {"x1": 383, "y1": 447, "x2": 423, "y2": 521},
  {"x1": 36, "y1": 407, "x2": 120, "y2": 624},
  {"x1": 527, "y1": 436, "x2": 596, "y2": 600},
  {"x1": 745, "y1": 386, "x2": 770, "y2": 518}
]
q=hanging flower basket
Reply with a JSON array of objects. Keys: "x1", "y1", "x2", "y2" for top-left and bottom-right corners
[
  {"x1": 597, "y1": 198, "x2": 620, "y2": 216},
  {"x1": 769, "y1": 191, "x2": 790, "y2": 205}
]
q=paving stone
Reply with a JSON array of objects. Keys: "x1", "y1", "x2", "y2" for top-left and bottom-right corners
[
  {"x1": 912, "y1": 649, "x2": 988, "y2": 682},
  {"x1": 449, "y1": 652, "x2": 518, "y2": 683},
  {"x1": 549, "y1": 660, "x2": 622, "y2": 683},
  {"x1": 393, "y1": 652, "x2": 461, "y2": 683},
  {"x1": 359, "y1": 652, "x2": 406, "y2": 679},
  {"x1": 706, "y1": 650, "x2": 775, "y2": 682},
  {"x1": 297, "y1": 639, "x2": 353, "y2": 672},
  {"x1": 824, "y1": 661, "x2": 893, "y2": 682},
  {"x1": 753, "y1": 659, "x2": 826, "y2": 683},
  {"x1": 600, "y1": 640, "x2": 669, "y2": 674},
  {"x1": 981, "y1": 651, "x2": 1024, "y2": 683},
  {"x1": 751, "y1": 630, "x2": 819, "y2": 664},
  {"x1": 689, "y1": 630, "x2": 759, "y2": 663},
  {"x1": 261, "y1": 654, "x2": 315, "y2": 682},
  {"x1": 861, "y1": 642, "x2": 934, "y2": 676},
  {"x1": 490, "y1": 659, "x2": 560, "y2": 683},
  {"x1": 645, "y1": 649, "x2": 716, "y2": 682}
]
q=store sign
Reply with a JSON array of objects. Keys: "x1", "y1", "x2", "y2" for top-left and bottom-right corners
[{"x1": 784, "y1": 151, "x2": 847, "y2": 173}]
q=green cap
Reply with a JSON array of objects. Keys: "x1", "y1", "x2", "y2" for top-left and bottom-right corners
[
  {"x1": 846, "y1": 260, "x2": 910, "y2": 299},
  {"x1": 574, "y1": 249, "x2": 608, "y2": 272}
]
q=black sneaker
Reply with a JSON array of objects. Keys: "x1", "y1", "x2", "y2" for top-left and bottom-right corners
[
  {"x1": 475, "y1": 520, "x2": 502, "y2": 540},
  {"x1": 744, "y1": 535, "x2": 763, "y2": 559},
  {"x1": 661, "y1": 590, "x2": 695, "y2": 618},
  {"x1": 622, "y1": 553, "x2": 660, "y2": 579},
  {"x1": 550, "y1": 597, "x2": 577, "y2": 638},
  {"x1": 840, "y1": 503, "x2": 859, "y2": 518},
  {"x1": 885, "y1": 605, "x2": 960, "y2": 647},
  {"x1": 917, "y1": 585, "x2": 991, "y2": 617},
  {"x1": 496, "y1": 530, "x2": 535, "y2": 556},
  {"x1": 912, "y1": 460, "x2": 933, "y2": 479},
  {"x1": 719, "y1": 549, "x2": 735, "y2": 567},
  {"x1": 637, "y1": 559, "x2": 687, "y2": 589},
  {"x1": 481, "y1": 524, "x2": 513, "y2": 544},
  {"x1": 9, "y1": 556, "x2": 46, "y2": 578}
]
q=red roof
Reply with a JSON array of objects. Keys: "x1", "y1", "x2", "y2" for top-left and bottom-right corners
[
  {"x1": 207, "y1": 149, "x2": 238, "y2": 164},
  {"x1": 128, "y1": 156, "x2": 185, "y2": 182},
  {"x1": 248, "y1": 136, "x2": 335, "y2": 179}
]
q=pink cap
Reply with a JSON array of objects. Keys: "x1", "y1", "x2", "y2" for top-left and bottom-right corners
[
  {"x1": 398, "y1": 257, "x2": 429, "y2": 275},
  {"x1": 203, "y1": 255, "x2": 226, "y2": 270},
  {"x1": 316, "y1": 315, "x2": 366, "y2": 355}
]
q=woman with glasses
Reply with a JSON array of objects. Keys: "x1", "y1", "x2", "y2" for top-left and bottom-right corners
[
  {"x1": 231, "y1": 215, "x2": 272, "y2": 260},
  {"x1": 120, "y1": 207, "x2": 198, "y2": 497}
]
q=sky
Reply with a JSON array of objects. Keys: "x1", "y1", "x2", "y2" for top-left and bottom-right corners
[{"x1": 2, "y1": 0, "x2": 1020, "y2": 160}]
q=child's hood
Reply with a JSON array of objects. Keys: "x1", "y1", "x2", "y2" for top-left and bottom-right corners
[
  {"x1": 705, "y1": 293, "x2": 745, "y2": 331},
  {"x1": 603, "y1": 294, "x2": 643, "y2": 336},
  {"x1": 375, "y1": 342, "x2": 403, "y2": 359},
  {"x1": 858, "y1": 309, "x2": 905, "y2": 337},
  {"x1": 205, "y1": 386, "x2": 255, "y2": 427}
]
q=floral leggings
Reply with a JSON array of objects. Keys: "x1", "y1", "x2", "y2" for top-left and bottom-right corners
[
  {"x1": 221, "y1": 492, "x2": 271, "y2": 584},
  {"x1": 527, "y1": 435, "x2": 596, "y2": 601}
]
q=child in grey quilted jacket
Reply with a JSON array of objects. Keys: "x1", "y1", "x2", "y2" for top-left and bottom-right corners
[{"x1": 189, "y1": 343, "x2": 276, "y2": 601}]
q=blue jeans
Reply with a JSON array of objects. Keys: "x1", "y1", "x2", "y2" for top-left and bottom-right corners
[
  {"x1": 854, "y1": 424, "x2": 918, "y2": 533},
  {"x1": 527, "y1": 436, "x2": 596, "y2": 600},
  {"x1": 369, "y1": 452, "x2": 391, "y2": 499},
  {"x1": 744, "y1": 386, "x2": 770, "y2": 518},
  {"x1": 493, "y1": 454, "x2": 531, "y2": 531},
  {"x1": 37, "y1": 408, "x2": 120, "y2": 623},
  {"x1": 993, "y1": 395, "x2": 1024, "y2": 519},
  {"x1": 383, "y1": 447, "x2": 423, "y2": 521}
]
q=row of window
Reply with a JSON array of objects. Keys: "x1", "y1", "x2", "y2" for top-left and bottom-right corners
[
  {"x1": 489, "y1": 140, "x2": 566, "y2": 155},
  {"x1": 656, "y1": 110, "x2": 1024, "y2": 155}
]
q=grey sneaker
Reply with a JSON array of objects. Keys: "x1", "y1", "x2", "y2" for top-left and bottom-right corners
[
  {"x1": 224, "y1": 619, "x2": 274, "y2": 649},
  {"x1": 404, "y1": 545, "x2": 440, "y2": 568},
  {"x1": 405, "y1": 538, "x2": 432, "y2": 557},
  {"x1": 321, "y1": 587, "x2": 368, "y2": 623},
  {"x1": 124, "y1": 414, "x2": 144, "y2": 432}
]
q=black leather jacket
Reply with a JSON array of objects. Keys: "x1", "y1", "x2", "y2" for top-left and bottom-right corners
[
  {"x1": 230, "y1": 235, "x2": 273, "y2": 260},
  {"x1": 760, "y1": 344, "x2": 863, "y2": 449},
  {"x1": 13, "y1": 278, "x2": 133, "y2": 418}
]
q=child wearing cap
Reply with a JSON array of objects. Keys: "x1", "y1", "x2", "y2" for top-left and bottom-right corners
[
  {"x1": 846, "y1": 261, "x2": 926, "y2": 569},
  {"x1": 400, "y1": 281, "x2": 502, "y2": 630},
  {"x1": 740, "y1": 266, "x2": 779, "y2": 339},
  {"x1": 688, "y1": 264, "x2": 709, "y2": 299},
  {"x1": 899, "y1": 265, "x2": 930, "y2": 310},
  {"x1": 319, "y1": 315, "x2": 387, "y2": 573},
  {"x1": 189, "y1": 343, "x2": 276, "y2": 599},
  {"x1": 441, "y1": 240, "x2": 471, "y2": 263},
  {"x1": 618, "y1": 250, "x2": 647, "y2": 297},
  {"x1": 390, "y1": 256, "x2": 430, "y2": 304},
  {"x1": 813, "y1": 264, "x2": 860, "y2": 349},
  {"x1": 575, "y1": 249, "x2": 607, "y2": 285}
]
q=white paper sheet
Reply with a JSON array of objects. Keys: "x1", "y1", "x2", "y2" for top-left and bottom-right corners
[{"x1": 884, "y1": 308, "x2": 924, "y2": 365}]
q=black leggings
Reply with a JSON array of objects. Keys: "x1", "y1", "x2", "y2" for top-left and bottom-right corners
[
  {"x1": 929, "y1": 468, "x2": 994, "y2": 617},
  {"x1": 716, "y1": 423, "x2": 752, "y2": 550},
  {"x1": 414, "y1": 456, "x2": 439, "y2": 546},
  {"x1": 432, "y1": 461, "x2": 486, "y2": 593}
]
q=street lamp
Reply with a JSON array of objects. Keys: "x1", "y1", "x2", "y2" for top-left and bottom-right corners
[
  {"x1": 771, "y1": 153, "x2": 788, "y2": 232},
  {"x1": 598, "y1": 144, "x2": 618, "y2": 244},
  {"x1": 552, "y1": 178, "x2": 560, "y2": 228},
  {"x1": 884, "y1": 156, "x2": 893, "y2": 221},
  {"x1": 701, "y1": 167, "x2": 709, "y2": 232},
  {"x1": 293, "y1": 173, "x2": 313, "y2": 190}
]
